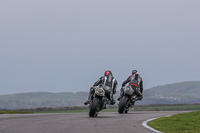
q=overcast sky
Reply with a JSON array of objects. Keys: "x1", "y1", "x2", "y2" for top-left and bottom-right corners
[{"x1": 1, "y1": 0, "x2": 200, "y2": 95}]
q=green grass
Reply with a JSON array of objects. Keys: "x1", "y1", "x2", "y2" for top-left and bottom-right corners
[
  {"x1": 149, "y1": 110, "x2": 200, "y2": 133},
  {"x1": 135, "y1": 104, "x2": 200, "y2": 111}
]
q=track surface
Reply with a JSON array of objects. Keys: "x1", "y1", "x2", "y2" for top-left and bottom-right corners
[{"x1": 0, "y1": 111, "x2": 188, "y2": 133}]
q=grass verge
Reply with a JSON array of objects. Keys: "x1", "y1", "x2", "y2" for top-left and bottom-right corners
[
  {"x1": 135, "y1": 104, "x2": 200, "y2": 111},
  {"x1": 149, "y1": 110, "x2": 200, "y2": 133}
]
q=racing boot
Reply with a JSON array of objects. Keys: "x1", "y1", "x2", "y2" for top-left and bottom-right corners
[
  {"x1": 131, "y1": 97, "x2": 138, "y2": 103},
  {"x1": 106, "y1": 99, "x2": 110, "y2": 104},
  {"x1": 84, "y1": 93, "x2": 93, "y2": 105},
  {"x1": 110, "y1": 100, "x2": 115, "y2": 105},
  {"x1": 84, "y1": 100, "x2": 90, "y2": 105},
  {"x1": 117, "y1": 96, "x2": 121, "y2": 101},
  {"x1": 105, "y1": 99, "x2": 115, "y2": 105},
  {"x1": 109, "y1": 94, "x2": 115, "y2": 105}
]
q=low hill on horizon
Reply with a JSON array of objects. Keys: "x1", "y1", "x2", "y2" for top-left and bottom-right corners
[
  {"x1": 0, "y1": 92, "x2": 90, "y2": 109},
  {"x1": 0, "y1": 81, "x2": 200, "y2": 109},
  {"x1": 142, "y1": 81, "x2": 200, "y2": 105}
]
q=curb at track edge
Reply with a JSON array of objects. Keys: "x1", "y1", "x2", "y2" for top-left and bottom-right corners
[{"x1": 142, "y1": 115, "x2": 171, "y2": 133}]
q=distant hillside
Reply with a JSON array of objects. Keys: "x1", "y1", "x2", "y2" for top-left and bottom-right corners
[
  {"x1": 141, "y1": 81, "x2": 200, "y2": 105},
  {"x1": 0, "y1": 81, "x2": 200, "y2": 109},
  {"x1": 0, "y1": 92, "x2": 90, "y2": 109}
]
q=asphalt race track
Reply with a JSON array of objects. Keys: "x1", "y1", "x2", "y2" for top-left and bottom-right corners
[{"x1": 0, "y1": 111, "x2": 188, "y2": 133}]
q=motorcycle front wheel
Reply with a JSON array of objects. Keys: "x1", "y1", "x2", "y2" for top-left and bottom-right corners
[
  {"x1": 89, "y1": 98, "x2": 100, "y2": 117},
  {"x1": 118, "y1": 96, "x2": 128, "y2": 114}
]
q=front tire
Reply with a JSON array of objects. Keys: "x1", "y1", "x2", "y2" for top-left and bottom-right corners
[
  {"x1": 89, "y1": 98, "x2": 100, "y2": 117},
  {"x1": 118, "y1": 96, "x2": 128, "y2": 114}
]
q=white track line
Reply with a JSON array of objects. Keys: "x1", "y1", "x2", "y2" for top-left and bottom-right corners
[
  {"x1": 142, "y1": 117, "x2": 163, "y2": 133},
  {"x1": 142, "y1": 115, "x2": 172, "y2": 133}
]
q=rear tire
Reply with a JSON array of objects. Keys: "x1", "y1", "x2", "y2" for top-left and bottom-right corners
[
  {"x1": 118, "y1": 96, "x2": 128, "y2": 114},
  {"x1": 89, "y1": 98, "x2": 100, "y2": 117}
]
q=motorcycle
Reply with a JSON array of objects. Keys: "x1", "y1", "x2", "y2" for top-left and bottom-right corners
[
  {"x1": 118, "y1": 85, "x2": 136, "y2": 113},
  {"x1": 89, "y1": 85, "x2": 107, "y2": 117}
]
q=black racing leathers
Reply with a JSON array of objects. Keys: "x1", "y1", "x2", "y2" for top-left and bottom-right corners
[
  {"x1": 84, "y1": 73, "x2": 118, "y2": 105},
  {"x1": 121, "y1": 73, "x2": 143, "y2": 101},
  {"x1": 92, "y1": 74, "x2": 118, "y2": 101},
  {"x1": 93, "y1": 75, "x2": 117, "y2": 94}
]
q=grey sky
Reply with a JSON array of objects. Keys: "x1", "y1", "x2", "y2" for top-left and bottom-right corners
[{"x1": 1, "y1": 0, "x2": 200, "y2": 95}]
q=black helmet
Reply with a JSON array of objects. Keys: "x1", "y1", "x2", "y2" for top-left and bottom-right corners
[
  {"x1": 104, "y1": 70, "x2": 112, "y2": 76},
  {"x1": 132, "y1": 70, "x2": 138, "y2": 74}
]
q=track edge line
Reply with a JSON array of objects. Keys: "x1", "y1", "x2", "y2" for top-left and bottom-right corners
[{"x1": 142, "y1": 117, "x2": 164, "y2": 133}]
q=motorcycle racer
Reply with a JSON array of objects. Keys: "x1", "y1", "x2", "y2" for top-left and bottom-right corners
[
  {"x1": 118, "y1": 70, "x2": 143, "y2": 103},
  {"x1": 84, "y1": 70, "x2": 118, "y2": 105}
]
